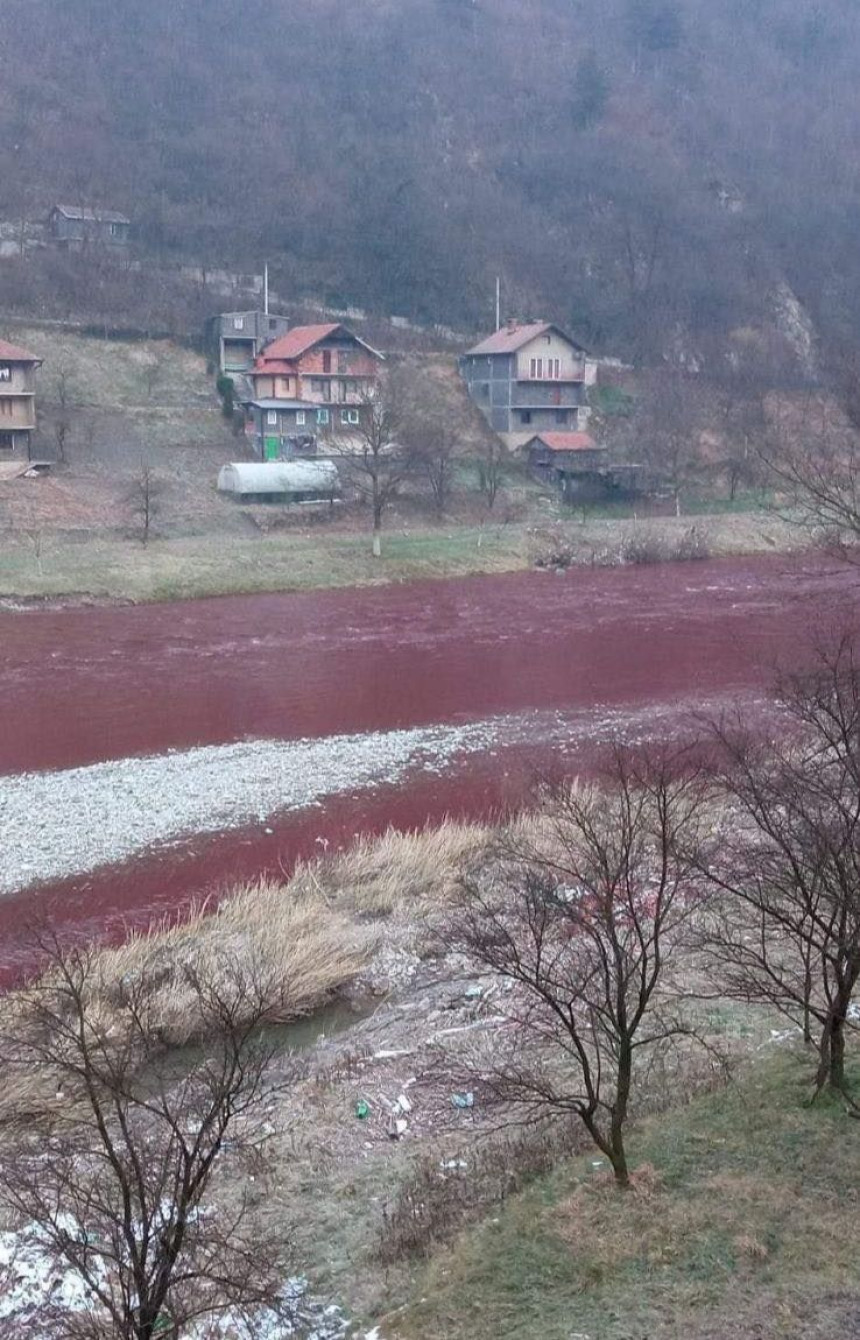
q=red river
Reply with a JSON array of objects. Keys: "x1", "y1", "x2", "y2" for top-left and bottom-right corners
[{"x1": 0, "y1": 552, "x2": 857, "y2": 981}]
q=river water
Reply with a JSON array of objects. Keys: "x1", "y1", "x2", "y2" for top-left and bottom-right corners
[{"x1": 0, "y1": 552, "x2": 856, "y2": 980}]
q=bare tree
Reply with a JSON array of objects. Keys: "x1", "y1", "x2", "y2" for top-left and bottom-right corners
[
  {"x1": 338, "y1": 379, "x2": 408, "y2": 558},
  {"x1": 446, "y1": 749, "x2": 707, "y2": 1187},
  {"x1": 0, "y1": 942, "x2": 293, "y2": 1339},
  {"x1": 405, "y1": 414, "x2": 457, "y2": 516},
  {"x1": 476, "y1": 436, "x2": 505, "y2": 511},
  {"x1": 53, "y1": 367, "x2": 75, "y2": 464},
  {"x1": 699, "y1": 638, "x2": 860, "y2": 1096},
  {"x1": 760, "y1": 394, "x2": 860, "y2": 553},
  {"x1": 127, "y1": 465, "x2": 162, "y2": 546},
  {"x1": 142, "y1": 354, "x2": 165, "y2": 401}
]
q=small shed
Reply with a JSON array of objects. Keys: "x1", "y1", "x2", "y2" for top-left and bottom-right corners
[
  {"x1": 217, "y1": 460, "x2": 340, "y2": 503},
  {"x1": 522, "y1": 431, "x2": 612, "y2": 502}
]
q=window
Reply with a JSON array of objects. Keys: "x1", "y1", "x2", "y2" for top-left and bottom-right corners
[
  {"x1": 520, "y1": 410, "x2": 532, "y2": 425},
  {"x1": 269, "y1": 318, "x2": 278, "y2": 330},
  {"x1": 0, "y1": 367, "x2": 10, "y2": 383},
  {"x1": 337, "y1": 351, "x2": 348, "y2": 374},
  {"x1": 316, "y1": 408, "x2": 330, "y2": 425},
  {"x1": 296, "y1": 411, "x2": 306, "y2": 426},
  {"x1": 341, "y1": 408, "x2": 359, "y2": 425},
  {"x1": 555, "y1": 409, "x2": 567, "y2": 424},
  {"x1": 322, "y1": 350, "x2": 332, "y2": 374},
  {"x1": 266, "y1": 410, "x2": 278, "y2": 426},
  {"x1": 0, "y1": 431, "x2": 13, "y2": 449},
  {"x1": 233, "y1": 317, "x2": 245, "y2": 330},
  {"x1": 548, "y1": 358, "x2": 560, "y2": 379}
]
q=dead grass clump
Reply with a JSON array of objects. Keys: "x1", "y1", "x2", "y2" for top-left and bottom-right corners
[
  {"x1": 61, "y1": 821, "x2": 489, "y2": 1045},
  {"x1": 306, "y1": 821, "x2": 491, "y2": 919},
  {"x1": 91, "y1": 882, "x2": 373, "y2": 1044},
  {"x1": 734, "y1": 1233, "x2": 770, "y2": 1261},
  {"x1": 619, "y1": 527, "x2": 666, "y2": 565},
  {"x1": 378, "y1": 1121, "x2": 582, "y2": 1262}
]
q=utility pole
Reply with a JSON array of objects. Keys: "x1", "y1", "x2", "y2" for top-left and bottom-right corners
[
  {"x1": 264, "y1": 263, "x2": 269, "y2": 316},
  {"x1": 495, "y1": 275, "x2": 501, "y2": 331}
]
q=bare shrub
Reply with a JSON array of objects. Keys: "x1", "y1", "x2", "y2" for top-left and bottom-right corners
[
  {"x1": 673, "y1": 524, "x2": 711, "y2": 561},
  {"x1": 445, "y1": 749, "x2": 708, "y2": 1188},
  {"x1": 699, "y1": 636, "x2": 860, "y2": 1095},
  {"x1": 0, "y1": 941, "x2": 294, "y2": 1339},
  {"x1": 619, "y1": 526, "x2": 665, "y2": 564},
  {"x1": 378, "y1": 1122, "x2": 581, "y2": 1262}
]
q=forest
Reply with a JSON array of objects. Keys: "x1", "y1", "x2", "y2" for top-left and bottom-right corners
[{"x1": 0, "y1": 0, "x2": 858, "y2": 368}]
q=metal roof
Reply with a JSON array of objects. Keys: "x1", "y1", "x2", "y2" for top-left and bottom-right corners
[
  {"x1": 254, "y1": 322, "x2": 384, "y2": 365},
  {"x1": 0, "y1": 338, "x2": 41, "y2": 364},
  {"x1": 242, "y1": 399, "x2": 317, "y2": 411},
  {"x1": 53, "y1": 204, "x2": 131, "y2": 225},
  {"x1": 524, "y1": 432, "x2": 602, "y2": 453},
  {"x1": 466, "y1": 321, "x2": 587, "y2": 357},
  {"x1": 217, "y1": 461, "x2": 340, "y2": 496}
]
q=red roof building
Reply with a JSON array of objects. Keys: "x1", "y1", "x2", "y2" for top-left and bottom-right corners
[
  {"x1": 244, "y1": 323, "x2": 384, "y2": 460},
  {"x1": 460, "y1": 320, "x2": 597, "y2": 447}
]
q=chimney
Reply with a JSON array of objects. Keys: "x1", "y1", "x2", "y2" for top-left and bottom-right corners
[{"x1": 506, "y1": 318, "x2": 517, "y2": 333}]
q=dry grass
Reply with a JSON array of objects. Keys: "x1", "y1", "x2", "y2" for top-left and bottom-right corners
[
  {"x1": 391, "y1": 1050, "x2": 860, "y2": 1340},
  {"x1": 66, "y1": 820, "x2": 492, "y2": 1044},
  {"x1": 0, "y1": 508, "x2": 804, "y2": 604}
]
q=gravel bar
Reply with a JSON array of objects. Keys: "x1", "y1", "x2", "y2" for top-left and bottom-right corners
[{"x1": 0, "y1": 696, "x2": 752, "y2": 896}]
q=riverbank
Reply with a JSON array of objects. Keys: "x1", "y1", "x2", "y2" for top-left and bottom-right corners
[
  {"x1": 18, "y1": 820, "x2": 850, "y2": 1340},
  {"x1": 0, "y1": 508, "x2": 800, "y2": 605}
]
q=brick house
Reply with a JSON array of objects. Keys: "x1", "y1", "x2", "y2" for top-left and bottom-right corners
[
  {"x1": 243, "y1": 323, "x2": 383, "y2": 459},
  {"x1": 0, "y1": 339, "x2": 42, "y2": 457},
  {"x1": 460, "y1": 320, "x2": 597, "y2": 449}
]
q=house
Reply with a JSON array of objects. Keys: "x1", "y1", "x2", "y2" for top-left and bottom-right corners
[
  {"x1": 49, "y1": 205, "x2": 131, "y2": 249},
  {"x1": 524, "y1": 431, "x2": 646, "y2": 503},
  {"x1": 217, "y1": 460, "x2": 340, "y2": 503},
  {"x1": 210, "y1": 311, "x2": 291, "y2": 377},
  {"x1": 460, "y1": 320, "x2": 597, "y2": 448},
  {"x1": 0, "y1": 339, "x2": 42, "y2": 458},
  {"x1": 523, "y1": 431, "x2": 609, "y2": 501},
  {"x1": 243, "y1": 323, "x2": 384, "y2": 460}
]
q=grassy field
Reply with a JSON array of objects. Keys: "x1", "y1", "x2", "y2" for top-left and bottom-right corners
[
  {"x1": 0, "y1": 508, "x2": 801, "y2": 604},
  {"x1": 387, "y1": 1050, "x2": 860, "y2": 1340}
]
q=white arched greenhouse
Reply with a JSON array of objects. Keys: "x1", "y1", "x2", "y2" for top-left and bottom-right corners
[{"x1": 217, "y1": 460, "x2": 340, "y2": 504}]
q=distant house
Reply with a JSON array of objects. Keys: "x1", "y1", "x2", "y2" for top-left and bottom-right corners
[
  {"x1": 210, "y1": 311, "x2": 291, "y2": 377},
  {"x1": 0, "y1": 339, "x2": 42, "y2": 458},
  {"x1": 217, "y1": 460, "x2": 340, "y2": 503},
  {"x1": 524, "y1": 431, "x2": 646, "y2": 503},
  {"x1": 243, "y1": 323, "x2": 384, "y2": 460},
  {"x1": 460, "y1": 320, "x2": 597, "y2": 448},
  {"x1": 523, "y1": 431, "x2": 608, "y2": 501},
  {"x1": 49, "y1": 205, "x2": 131, "y2": 249}
]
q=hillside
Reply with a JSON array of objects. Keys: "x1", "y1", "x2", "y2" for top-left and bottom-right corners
[{"x1": 0, "y1": 1, "x2": 858, "y2": 369}]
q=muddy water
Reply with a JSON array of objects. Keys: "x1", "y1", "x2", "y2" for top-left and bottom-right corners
[{"x1": 0, "y1": 553, "x2": 857, "y2": 981}]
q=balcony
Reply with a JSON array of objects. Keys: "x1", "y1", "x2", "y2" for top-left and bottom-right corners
[{"x1": 511, "y1": 383, "x2": 586, "y2": 409}]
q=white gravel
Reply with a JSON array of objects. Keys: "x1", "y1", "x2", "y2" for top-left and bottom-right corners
[{"x1": 0, "y1": 696, "x2": 751, "y2": 896}]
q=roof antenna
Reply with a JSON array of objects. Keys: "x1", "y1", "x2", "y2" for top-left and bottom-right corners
[{"x1": 495, "y1": 276, "x2": 501, "y2": 332}]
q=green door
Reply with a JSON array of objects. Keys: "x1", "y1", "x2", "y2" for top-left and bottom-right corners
[{"x1": 264, "y1": 437, "x2": 280, "y2": 461}]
